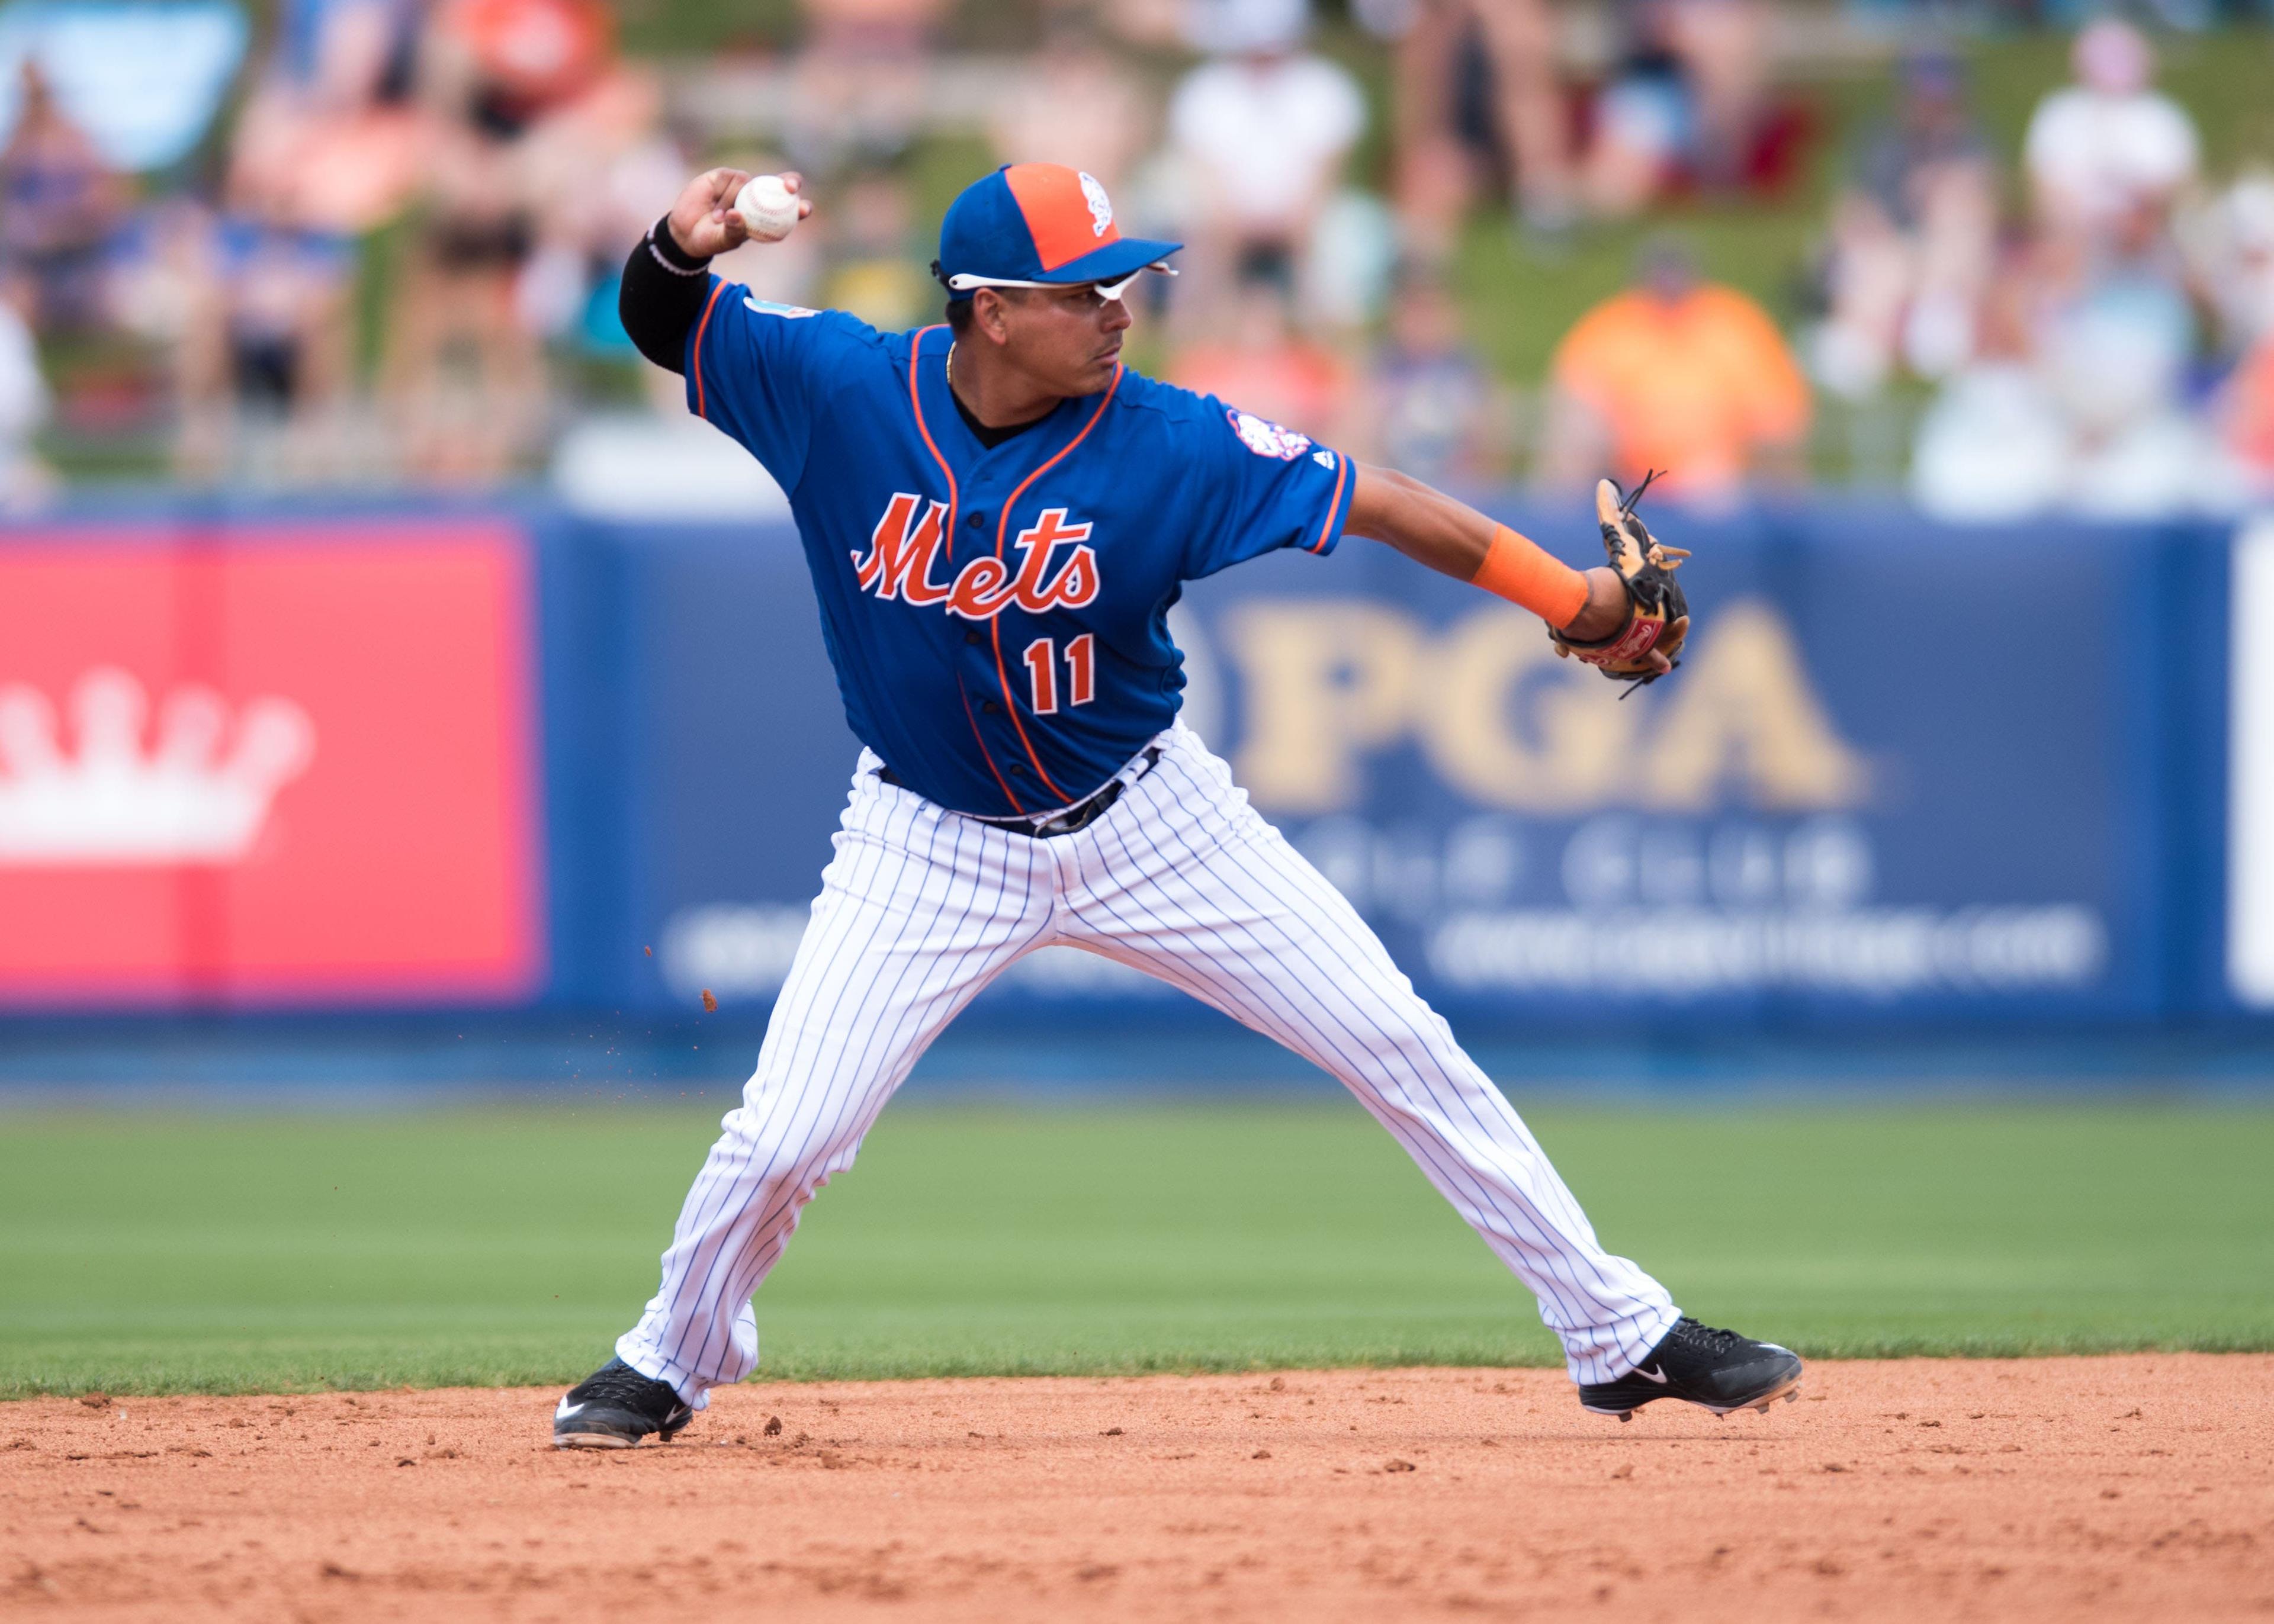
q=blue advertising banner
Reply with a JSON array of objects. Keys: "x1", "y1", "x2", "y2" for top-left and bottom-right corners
[
  {"x1": 616, "y1": 501, "x2": 2187, "y2": 1029},
  {"x1": 5, "y1": 495, "x2": 2246, "y2": 1031}
]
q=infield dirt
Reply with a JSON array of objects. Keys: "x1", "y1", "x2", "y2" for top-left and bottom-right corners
[{"x1": 3, "y1": 1354, "x2": 2268, "y2": 1622}]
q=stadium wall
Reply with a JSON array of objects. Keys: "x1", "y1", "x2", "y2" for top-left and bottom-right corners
[{"x1": 0, "y1": 494, "x2": 2264, "y2": 1035}]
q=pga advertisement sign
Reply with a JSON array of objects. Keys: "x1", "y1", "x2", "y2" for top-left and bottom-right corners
[
  {"x1": 650, "y1": 506, "x2": 2152, "y2": 1024},
  {"x1": 0, "y1": 504, "x2": 2179, "y2": 1024}
]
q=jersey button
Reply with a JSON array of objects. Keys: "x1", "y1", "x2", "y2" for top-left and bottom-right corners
[
  {"x1": 964, "y1": 631, "x2": 982, "y2": 645},
  {"x1": 1006, "y1": 761, "x2": 1028, "y2": 776},
  {"x1": 981, "y1": 700, "x2": 1002, "y2": 715},
  {"x1": 967, "y1": 512, "x2": 985, "y2": 529}
]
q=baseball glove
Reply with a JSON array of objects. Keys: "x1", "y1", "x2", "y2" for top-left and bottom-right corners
[{"x1": 1549, "y1": 471, "x2": 1690, "y2": 689}]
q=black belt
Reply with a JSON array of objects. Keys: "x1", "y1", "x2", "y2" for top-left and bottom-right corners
[{"x1": 879, "y1": 746, "x2": 1161, "y2": 838}]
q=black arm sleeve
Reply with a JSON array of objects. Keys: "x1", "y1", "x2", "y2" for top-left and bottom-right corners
[{"x1": 618, "y1": 217, "x2": 714, "y2": 377}]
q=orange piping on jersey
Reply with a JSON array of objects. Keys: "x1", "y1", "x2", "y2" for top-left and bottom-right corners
[
  {"x1": 906, "y1": 326, "x2": 961, "y2": 561},
  {"x1": 988, "y1": 364, "x2": 1123, "y2": 803},
  {"x1": 1309, "y1": 451, "x2": 1350, "y2": 554},
  {"x1": 690, "y1": 281, "x2": 726, "y2": 420},
  {"x1": 911, "y1": 324, "x2": 1023, "y2": 812},
  {"x1": 959, "y1": 680, "x2": 1026, "y2": 815}
]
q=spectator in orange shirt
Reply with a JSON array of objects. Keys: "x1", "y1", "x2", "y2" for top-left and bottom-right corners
[{"x1": 1541, "y1": 238, "x2": 1810, "y2": 505}]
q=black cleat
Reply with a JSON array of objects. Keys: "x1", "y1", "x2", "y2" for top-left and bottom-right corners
[
  {"x1": 1579, "y1": 1317, "x2": 1803, "y2": 1421},
  {"x1": 552, "y1": 1357, "x2": 695, "y2": 1449}
]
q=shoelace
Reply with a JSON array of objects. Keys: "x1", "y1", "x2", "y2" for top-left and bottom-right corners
[
  {"x1": 1669, "y1": 1317, "x2": 1746, "y2": 1355},
  {"x1": 577, "y1": 1364, "x2": 673, "y2": 1410}
]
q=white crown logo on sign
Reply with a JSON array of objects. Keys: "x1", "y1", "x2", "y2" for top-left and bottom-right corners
[
  {"x1": 0, "y1": 668, "x2": 316, "y2": 867},
  {"x1": 1078, "y1": 171, "x2": 1113, "y2": 237}
]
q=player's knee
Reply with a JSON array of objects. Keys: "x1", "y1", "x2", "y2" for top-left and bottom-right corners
[
  {"x1": 717, "y1": 1105, "x2": 869, "y2": 1185},
  {"x1": 714, "y1": 1107, "x2": 803, "y2": 1171}
]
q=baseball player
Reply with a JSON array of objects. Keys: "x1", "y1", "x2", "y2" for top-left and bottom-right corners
[{"x1": 552, "y1": 163, "x2": 1800, "y2": 1447}]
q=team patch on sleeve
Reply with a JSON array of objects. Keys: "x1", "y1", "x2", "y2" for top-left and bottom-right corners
[
  {"x1": 1227, "y1": 408, "x2": 1312, "y2": 461},
  {"x1": 743, "y1": 296, "x2": 821, "y2": 319}
]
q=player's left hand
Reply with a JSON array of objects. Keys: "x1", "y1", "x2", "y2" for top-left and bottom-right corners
[{"x1": 1548, "y1": 474, "x2": 1690, "y2": 686}]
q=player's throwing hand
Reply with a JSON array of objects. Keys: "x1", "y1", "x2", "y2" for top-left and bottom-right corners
[{"x1": 666, "y1": 169, "x2": 812, "y2": 261}]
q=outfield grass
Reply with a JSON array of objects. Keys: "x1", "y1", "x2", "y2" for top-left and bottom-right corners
[{"x1": 1, "y1": 1099, "x2": 2268, "y2": 1398}]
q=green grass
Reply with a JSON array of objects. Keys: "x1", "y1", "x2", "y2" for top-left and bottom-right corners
[{"x1": 0, "y1": 1099, "x2": 2268, "y2": 1399}]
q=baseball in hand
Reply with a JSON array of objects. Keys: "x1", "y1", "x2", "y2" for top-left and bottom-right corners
[{"x1": 735, "y1": 175, "x2": 801, "y2": 243}]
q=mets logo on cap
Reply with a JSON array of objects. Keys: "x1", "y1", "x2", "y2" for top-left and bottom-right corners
[{"x1": 1078, "y1": 172, "x2": 1113, "y2": 236}]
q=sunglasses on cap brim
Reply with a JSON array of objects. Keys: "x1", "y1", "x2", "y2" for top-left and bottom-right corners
[{"x1": 933, "y1": 262, "x2": 1178, "y2": 301}]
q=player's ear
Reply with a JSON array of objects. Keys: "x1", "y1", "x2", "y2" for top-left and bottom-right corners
[{"x1": 974, "y1": 288, "x2": 1015, "y2": 347}]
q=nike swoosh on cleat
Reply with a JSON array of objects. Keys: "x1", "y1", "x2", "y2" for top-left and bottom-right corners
[
  {"x1": 555, "y1": 1399, "x2": 584, "y2": 1420},
  {"x1": 1634, "y1": 1365, "x2": 1670, "y2": 1384}
]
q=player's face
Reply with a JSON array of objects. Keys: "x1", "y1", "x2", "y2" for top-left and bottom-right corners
[{"x1": 1001, "y1": 283, "x2": 1132, "y2": 396}]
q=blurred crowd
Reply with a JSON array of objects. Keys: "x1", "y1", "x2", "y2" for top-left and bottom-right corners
[
  {"x1": 1819, "y1": 18, "x2": 2274, "y2": 517},
  {"x1": 1, "y1": 0, "x2": 2272, "y2": 517}
]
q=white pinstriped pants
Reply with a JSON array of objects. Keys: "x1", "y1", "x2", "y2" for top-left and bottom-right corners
[{"x1": 618, "y1": 724, "x2": 1678, "y2": 1396}]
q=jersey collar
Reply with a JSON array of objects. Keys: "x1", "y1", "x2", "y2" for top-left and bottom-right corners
[{"x1": 913, "y1": 324, "x2": 1102, "y2": 470}]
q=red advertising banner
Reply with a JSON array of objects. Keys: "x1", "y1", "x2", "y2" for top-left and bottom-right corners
[{"x1": 0, "y1": 523, "x2": 543, "y2": 1005}]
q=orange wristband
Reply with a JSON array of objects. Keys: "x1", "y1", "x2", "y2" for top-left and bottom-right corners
[{"x1": 1472, "y1": 523, "x2": 1588, "y2": 629}]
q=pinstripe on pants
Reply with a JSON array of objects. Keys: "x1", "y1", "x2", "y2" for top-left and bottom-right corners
[{"x1": 616, "y1": 725, "x2": 1678, "y2": 1401}]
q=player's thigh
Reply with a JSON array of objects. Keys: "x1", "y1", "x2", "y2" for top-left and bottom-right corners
[
  {"x1": 1076, "y1": 804, "x2": 1428, "y2": 1046},
  {"x1": 767, "y1": 787, "x2": 1056, "y2": 1048}
]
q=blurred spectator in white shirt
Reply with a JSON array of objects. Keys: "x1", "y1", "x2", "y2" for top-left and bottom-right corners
[
  {"x1": 2024, "y1": 20, "x2": 2199, "y2": 247},
  {"x1": 2183, "y1": 171, "x2": 2274, "y2": 360},
  {"x1": 1909, "y1": 283, "x2": 2071, "y2": 522},
  {"x1": 1913, "y1": 216, "x2": 2240, "y2": 520},
  {"x1": 1167, "y1": 0, "x2": 1364, "y2": 322},
  {"x1": 1811, "y1": 50, "x2": 1996, "y2": 400}
]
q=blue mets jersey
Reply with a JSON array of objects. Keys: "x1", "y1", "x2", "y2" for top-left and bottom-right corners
[{"x1": 685, "y1": 279, "x2": 1356, "y2": 819}]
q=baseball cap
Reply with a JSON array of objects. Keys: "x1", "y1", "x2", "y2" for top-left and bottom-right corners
[{"x1": 933, "y1": 164, "x2": 1181, "y2": 300}]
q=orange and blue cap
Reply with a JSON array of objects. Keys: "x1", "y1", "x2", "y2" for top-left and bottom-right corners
[{"x1": 933, "y1": 164, "x2": 1180, "y2": 299}]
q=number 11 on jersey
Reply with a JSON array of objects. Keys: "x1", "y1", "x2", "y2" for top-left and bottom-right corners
[{"x1": 1020, "y1": 634, "x2": 1094, "y2": 715}]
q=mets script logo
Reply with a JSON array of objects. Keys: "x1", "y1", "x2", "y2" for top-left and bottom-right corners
[
  {"x1": 852, "y1": 493, "x2": 1100, "y2": 620},
  {"x1": 1079, "y1": 172, "x2": 1113, "y2": 236}
]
